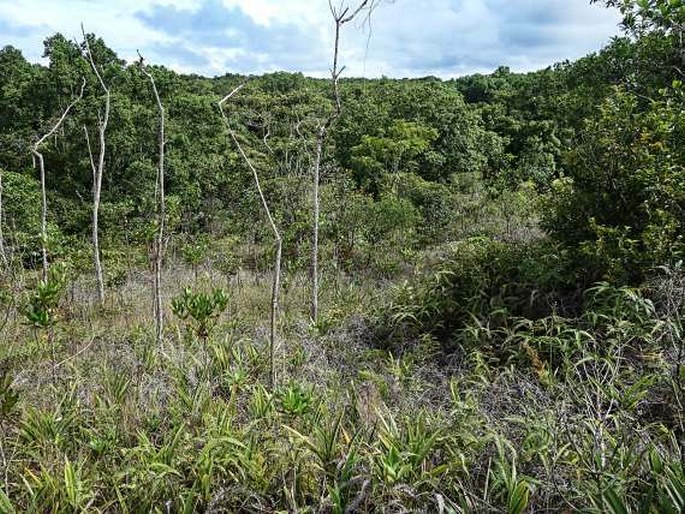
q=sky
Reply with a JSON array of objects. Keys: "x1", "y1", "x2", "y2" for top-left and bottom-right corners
[{"x1": 0, "y1": 0, "x2": 622, "y2": 78}]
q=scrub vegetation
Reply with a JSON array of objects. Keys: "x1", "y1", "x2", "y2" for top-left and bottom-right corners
[{"x1": 0, "y1": 1, "x2": 683, "y2": 511}]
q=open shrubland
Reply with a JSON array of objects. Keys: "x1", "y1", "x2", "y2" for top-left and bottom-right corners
[{"x1": 0, "y1": 1, "x2": 684, "y2": 512}]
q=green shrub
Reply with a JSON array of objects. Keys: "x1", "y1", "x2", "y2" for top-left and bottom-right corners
[
  {"x1": 22, "y1": 262, "x2": 68, "y2": 329},
  {"x1": 393, "y1": 172, "x2": 457, "y2": 244},
  {"x1": 171, "y1": 286, "x2": 229, "y2": 341},
  {"x1": 542, "y1": 90, "x2": 685, "y2": 282},
  {"x1": 2, "y1": 170, "x2": 65, "y2": 266},
  {"x1": 375, "y1": 238, "x2": 579, "y2": 352},
  {"x1": 323, "y1": 180, "x2": 420, "y2": 276}
]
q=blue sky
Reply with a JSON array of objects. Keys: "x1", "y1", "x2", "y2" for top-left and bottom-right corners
[{"x1": 0, "y1": 0, "x2": 622, "y2": 78}]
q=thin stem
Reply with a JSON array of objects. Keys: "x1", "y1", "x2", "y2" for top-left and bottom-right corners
[
  {"x1": 311, "y1": 0, "x2": 378, "y2": 323},
  {"x1": 138, "y1": 54, "x2": 166, "y2": 345},
  {"x1": 0, "y1": 169, "x2": 7, "y2": 268},
  {"x1": 32, "y1": 78, "x2": 85, "y2": 282},
  {"x1": 82, "y1": 25, "x2": 111, "y2": 305},
  {"x1": 219, "y1": 84, "x2": 282, "y2": 390}
]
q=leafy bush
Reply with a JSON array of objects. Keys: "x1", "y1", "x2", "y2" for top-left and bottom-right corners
[
  {"x1": 393, "y1": 172, "x2": 457, "y2": 244},
  {"x1": 542, "y1": 89, "x2": 685, "y2": 282},
  {"x1": 2, "y1": 171, "x2": 64, "y2": 266},
  {"x1": 322, "y1": 181, "x2": 420, "y2": 276},
  {"x1": 21, "y1": 263, "x2": 68, "y2": 329},
  {"x1": 171, "y1": 286, "x2": 229, "y2": 341},
  {"x1": 375, "y1": 238, "x2": 580, "y2": 352}
]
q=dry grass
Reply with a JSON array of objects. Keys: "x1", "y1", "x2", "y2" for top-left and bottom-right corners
[{"x1": 0, "y1": 257, "x2": 681, "y2": 512}]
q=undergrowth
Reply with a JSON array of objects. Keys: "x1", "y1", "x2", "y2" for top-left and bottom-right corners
[{"x1": 0, "y1": 243, "x2": 682, "y2": 512}]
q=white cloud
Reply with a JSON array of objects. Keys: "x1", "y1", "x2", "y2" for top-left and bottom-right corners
[
  {"x1": 0, "y1": 0, "x2": 622, "y2": 77},
  {"x1": 0, "y1": 0, "x2": 177, "y2": 64},
  {"x1": 222, "y1": 0, "x2": 324, "y2": 26}
]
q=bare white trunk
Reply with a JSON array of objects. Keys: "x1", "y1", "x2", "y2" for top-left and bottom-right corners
[
  {"x1": 270, "y1": 237, "x2": 283, "y2": 389},
  {"x1": 220, "y1": 85, "x2": 282, "y2": 390},
  {"x1": 0, "y1": 169, "x2": 6, "y2": 268},
  {"x1": 310, "y1": 0, "x2": 377, "y2": 323},
  {"x1": 139, "y1": 56, "x2": 166, "y2": 345},
  {"x1": 83, "y1": 26, "x2": 111, "y2": 305},
  {"x1": 31, "y1": 79, "x2": 85, "y2": 282},
  {"x1": 37, "y1": 153, "x2": 48, "y2": 281},
  {"x1": 311, "y1": 128, "x2": 324, "y2": 322}
]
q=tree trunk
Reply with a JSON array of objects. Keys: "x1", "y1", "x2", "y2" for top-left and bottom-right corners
[
  {"x1": 220, "y1": 84, "x2": 283, "y2": 390},
  {"x1": 84, "y1": 126, "x2": 106, "y2": 304},
  {"x1": 139, "y1": 57, "x2": 166, "y2": 345},
  {"x1": 310, "y1": 0, "x2": 376, "y2": 323},
  {"x1": 32, "y1": 79, "x2": 85, "y2": 282},
  {"x1": 38, "y1": 152, "x2": 48, "y2": 281},
  {"x1": 270, "y1": 237, "x2": 282, "y2": 389},
  {"x1": 311, "y1": 127, "x2": 324, "y2": 322},
  {"x1": 0, "y1": 169, "x2": 6, "y2": 268},
  {"x1": 83, "y1": 26, "x2": 111, "y2": 305}
]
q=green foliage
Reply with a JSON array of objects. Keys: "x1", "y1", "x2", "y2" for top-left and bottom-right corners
[
  {"x1": 1, "y1": 170, "x2": 65, "y2": 265},
  {"x1": 0, "y1": 489, "x2": 15, "y2": 514},
  {"x1": 276, "y1": 380, "x2": 314, "y2": 417},
  {"x1": 0, "y1": 367, "x2": 19, "y2": 419},
  {"x1": 491, "y1": 448, "x2": 531, "y2": 514},
  {"x1": 377, "y1": 239, "x2": 578, "y2": 351},
  {"x1": 393, "y1": 172, "x2": 457, "y2": 244},
  {"x1": 21, "y1": 263, "x2": 68, "y2": 329},
  {"x1": 350, "y1": 120, "x2": 438, "y2": 195},
  {"x1": 180, "y1": 235, "x2": 209, "y2": 269},
  {"x1": 374, "y1": 410, "x2": 446, "y2": 486},
  {"x1": 1, "y1": 268, "x2": 683, "y2": 512},
  {"x1": 320, "y1": 178, "x2": 422, "y2": 276},
  {"x1": 171, "y1": 286, "x2": 229, "y2": 340},
  {"x1": 1, "y1": 14, "x2": 685, "y2": 513},
  {"x1": 543, "y1": 89, "x2": 685, "y2": 281},
  {"x1": 594, "y1": 0, "x2": 685, "y2": 37},
  {"x1": 210, "y1": 237, "x2": 242, "y2": 279}
]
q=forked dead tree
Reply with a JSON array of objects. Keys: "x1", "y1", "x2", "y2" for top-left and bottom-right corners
[
  {"x1": 31, "y1": 78, "x2": 86, "y2": 281},
  {"x1": 219, "y1": 84, "x2": 282, "y2": 390},
  {"x1": 138, "y1": 54, "x2": 166, "y2": 345},
  {"x1": 311, "y1": 0, "x2": 380, "y2": 323},
  {"x1": 82, "y1": 25, "x2": 111, "y2": 305}
]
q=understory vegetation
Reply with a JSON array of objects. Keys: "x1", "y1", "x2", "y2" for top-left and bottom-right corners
[{"x1": 0, "y1": 0, "x2": 684, "y2": 512}]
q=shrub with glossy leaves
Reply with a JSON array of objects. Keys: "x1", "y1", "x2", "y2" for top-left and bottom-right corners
[{"x1": 171, "y1": 286, "x2": 229, "y2": 341}]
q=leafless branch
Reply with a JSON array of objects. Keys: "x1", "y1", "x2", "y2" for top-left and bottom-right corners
[
  {"x1": 138, "y1": 51, "x2": 166, "y2": 345},
  {"x1": 310, "y1": 0, "x2": 382, "y2": 322},
  {"x1": 219, "y1": 83, "x2": 283, "y2": 390},
  {"x1": 32, "y1": 77, "x2": 86, "y2": 281},
  {"x1": 82, "y1": 24, "x2": 111, "y2": 304}
]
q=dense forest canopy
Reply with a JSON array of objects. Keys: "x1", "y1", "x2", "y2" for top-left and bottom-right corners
[
  {"x1": 2, "y1": 25, "x2": 680, "y2": 276},
  {"x1": 0, "y1": 1, "x2": 684, "y2": 512}
]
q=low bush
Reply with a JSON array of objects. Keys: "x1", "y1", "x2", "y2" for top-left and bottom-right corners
[{"x1": 374, "y1": 238, "x2": 582, "y2": 352}]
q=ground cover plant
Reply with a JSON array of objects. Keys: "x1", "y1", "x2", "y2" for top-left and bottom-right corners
[{"x1": 0, "y1": 0, "x2": 683, "y2": 511}]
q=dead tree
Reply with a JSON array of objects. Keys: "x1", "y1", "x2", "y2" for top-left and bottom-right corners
[
  {"x1": 82, "y1": 26, "x2": 111, "y2": 305},
  {"x1": 138, "y1": 55, "x2": 166, "y2": 345},
  {"x1": 0, "y1": 169, "x2": 7, "y2": 268},
  {"x1": 219, "y1": 84, "x2": 282, "y2": 390},
  {"x1": 31, "y1": 79, "x2": 86, "y2": 281},
  {"x1": 311, "y1": 0, "x2": 379, "y2": 323}
]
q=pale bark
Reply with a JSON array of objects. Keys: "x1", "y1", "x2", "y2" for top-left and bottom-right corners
[
  {"x1": 31, "y1": 79, "x2": 86, "y2": 281},
  {"x1": 219, "y1": 85, "x2": 282, "y2": 390},
  {"x1": 139, "y1": 56, "x2": 166, "y2": 345},
  {"x1": 311, "y1": 129, "x2": 322, "y2": 322},
  {"x1": 82, "y1": 26, "x2": 110, "y2": 305},
  {"x1": 0, "y1": 169, "x2": 7, "y2": 268},
  {"x1": 311, "y1": 0, "x2": 377, "y2": 323}
]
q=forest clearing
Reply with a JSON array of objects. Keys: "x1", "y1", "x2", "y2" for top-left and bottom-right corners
[{"x1": 0, "y1": 0, "x2": 683, "y2": 512}]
